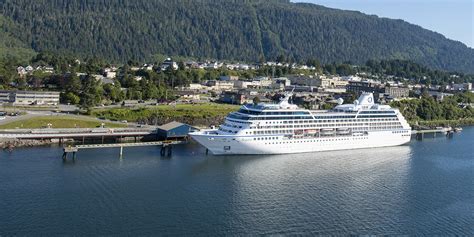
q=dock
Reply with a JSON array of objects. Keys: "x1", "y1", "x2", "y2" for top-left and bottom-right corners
[
  {"x1": 62, "y1": 140, "x2": 186, "y2": 160},
  {"x1": 411, "y1": 127, "x2": 454, "y2": 140}
]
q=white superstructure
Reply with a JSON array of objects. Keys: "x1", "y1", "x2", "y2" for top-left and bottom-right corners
[{"x1": 189, "y1": 92, "x2": 411, "y2": 155}]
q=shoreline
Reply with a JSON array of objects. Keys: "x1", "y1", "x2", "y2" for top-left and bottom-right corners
[
  {"x1": 1, "y1": 138, "x2": 54, "y2": 150},
  {"x1": 2, "y1": 124, "x2": 472, "y2": 150},
  {"x1": 410, "y1": 118, "x2": 474, "y2": 129}
]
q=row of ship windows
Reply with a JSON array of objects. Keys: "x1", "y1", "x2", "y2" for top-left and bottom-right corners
[
  {"x1": 237, "y1": 111, "x2": 396, "y2": 118},
  {"x1": 238, "y1": 109, "x2": 310, "y2": 116},
  {"x1": 254, "y1": 122, "x2": 402, "y2": 129},
  {"x1": 245, "y1": 126, "x2": 404, "y2": 135},
  {"x1": 229, "y1": 114, "x2": 398, "y2": 121},
  {"x1": 222, "y1": 125, "x2": 406, "y2": 135},
  {"x1": 258, "y1": 137, "x2": 369, "y2": 144},
  {"x1": 256, "y1": 118, "x2": 399, "y2": 124},
  {"x1": 222, "y1": 118, "x2": 401, "y2": 128},
  {"x1": 353, "y1": 126, "x2": 404, "y2": 131},
  {"x1": 225, "y1": 118, "x2": 402, "y2": 126},
  {"x1": 359, "y1": 111, "x2": 396, "y2": 114},
  {"x1": 218, "y1": 127, "x2": 238, "y2": 134},
  {"x1": 227, "y1": 119, "x2": 251, "y2": 125}
]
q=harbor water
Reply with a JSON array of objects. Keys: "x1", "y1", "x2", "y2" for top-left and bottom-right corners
[{"x1": 1, "y1": 127, "x2": 473, "y2": 235}]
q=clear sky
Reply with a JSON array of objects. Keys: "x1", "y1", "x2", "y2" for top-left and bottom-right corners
[{"x1": 293, "y1": 0, "x2": 474, "y2": 48}]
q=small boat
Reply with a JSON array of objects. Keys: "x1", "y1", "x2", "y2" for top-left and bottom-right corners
[
  {"x1": 336, "y1": 128, "x2": 351, "y2": 134},
  {"x1": 454, "y1": 127, "x2": 463, "y2": 132}
]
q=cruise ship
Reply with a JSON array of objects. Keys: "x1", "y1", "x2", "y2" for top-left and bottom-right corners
[{"x1": 189, "y1": 92, "x2": 412, "y2": 155}]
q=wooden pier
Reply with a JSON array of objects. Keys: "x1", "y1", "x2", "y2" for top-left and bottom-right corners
[{"x1": 62, "y1": 140, "x2": 186, "y2": 160}]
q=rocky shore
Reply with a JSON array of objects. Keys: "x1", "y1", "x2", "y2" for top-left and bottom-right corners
[{"x1": 1, "y1": 139, "x2": 53, "y2": 150}]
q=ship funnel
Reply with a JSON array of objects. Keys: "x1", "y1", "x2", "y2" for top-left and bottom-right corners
[{"x1": 357, "y1": 92, "x2": 374, "y2": 105}]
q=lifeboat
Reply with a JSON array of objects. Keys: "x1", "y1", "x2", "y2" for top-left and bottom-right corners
[
  {"x1": 294, "y1": 130, "x2": 304, "y2": 135},
  {"x1": 336, "y1": 128, "x2": 351, "y2": 134},
  {"x1": 320, "y1": 128, "x2": 334, "y2": 135}
]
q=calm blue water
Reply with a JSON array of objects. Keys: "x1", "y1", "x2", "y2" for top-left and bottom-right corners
[{"x1": 1, "y1": 128, "x2": 473, "y2": 235}]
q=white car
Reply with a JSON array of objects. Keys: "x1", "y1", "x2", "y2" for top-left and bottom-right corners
[{"x1": 0, "y1": 116, "x2": 6, "y2": 120}]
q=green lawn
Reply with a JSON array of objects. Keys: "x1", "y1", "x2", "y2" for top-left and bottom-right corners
[
  {"x1": 0, "y1": 116, "x2": 127, "y2": 129},
  {"x1": 92, "y1": 103, "x2": 240, "y2": 122}
]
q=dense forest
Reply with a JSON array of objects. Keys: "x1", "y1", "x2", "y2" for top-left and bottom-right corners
[
  {"x1": 361, "y1": 60, "x2": 474, "y2": 85},
  {"x1": 390, "y1": 92, "x2": 474, "y2": 127},
  {"x1": 0, "y1": 0, "x2": 473, "y2": 73}
]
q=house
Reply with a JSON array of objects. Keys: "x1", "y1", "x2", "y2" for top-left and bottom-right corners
[
  {"x1": 142, "y1": 64, "x2": 154, "y2": 71},
  {"x1": 100, "y1": 78, "x2": 115, "y2": 85},
  {"x1": 219, "y1": 75, "x2": 239, "y2": 81},
  {"x1": 234, "y1": 81, "x2": 253, "y2": 89},
  {"x1": 161, "y1": 58, "x2": 178, "y2": 71},
  {"x1": 289, "y1": 75, "x2": 319, "y2": 87},
  {"x1": 446, "y1": 83, "x2": 472, "y2": 92},
  {"x1": 157, "y1": 121, "x2": 199, "y2": 140},
  {"x1": 43, "y1": 66, "x2": 54, "y2": 74},
  {"x1": 188, "y1": 84, "x2": 203, "y2": 90},
  {"x1": 91, "y1": 74, "x2": 114, "y2": 85},
  {"x1": 272, "y1": 77, "x2": 291, "y2": 87},
  {"x1": 346, "y1": 80, "x2": 383, "y2": 95},
  {"x1": 185, "y1": 61, "x2": 200, "y2": 69},
  {"x1": 175, "y1": 91, "x2": 200, "y2": 101},
  {"x1": 105, "y1": 71, "x2": 117, "y2": 79},
  {"x1": 250, "y1": 77, "x2": 272, "y2": 88},
  {"x1": 318, "y1": 76, "x2": 348, "y2": 88},
  {"x1": 427, "y1": 91, "x2": 454, "y2": 101},
  {"x1": 205, "y1": 62, "x2": 223, "y2": 69},
  {"x1": 206, "y1": 80, "x2": 234, "y2": 91},
  {"x1": 17, "y1": 66, "x2": 26, "y2": 76},
  {"x1": 219, "y1": 91, "x2": 246, "y2": 104}
]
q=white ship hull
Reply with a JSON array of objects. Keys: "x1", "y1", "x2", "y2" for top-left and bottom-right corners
[{"x1": 190, "y1": 130, "x2": 411, "y2": 155}]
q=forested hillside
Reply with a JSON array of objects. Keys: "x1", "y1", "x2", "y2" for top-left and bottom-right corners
[
  {"x1": 1, "y1": 0, "x2": 473, "y2": 73},
  {"x1": 0, "y1": 14, "x2": 35, "y2": 62}
]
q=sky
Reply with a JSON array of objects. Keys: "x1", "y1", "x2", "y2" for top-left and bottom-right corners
[{"x1": 293, "y1": 0, "x2": 474, "y2": 48}]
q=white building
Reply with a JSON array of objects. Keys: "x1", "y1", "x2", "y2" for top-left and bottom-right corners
[
  {"x1": 188, "y1": 83, "x2": 203, "y2": 90},
  {"x1": 234, "y1": 81, "x2": 253, "y2": 89},
  {"x1": 161, "y1": 58, "x2": 179, "y2": 70},
  {"x1": 219, "y1": 75, "x2": 239, "y2": 81},
  {"x1": 0, "y1": 90, "x2": 60, "y2": 105},
  {"x1": 105, "y1": 71, "x2": 117, "y2": 79},
  {"x1": 206, "y1": 80, "x2": 234, "y2": 91}
]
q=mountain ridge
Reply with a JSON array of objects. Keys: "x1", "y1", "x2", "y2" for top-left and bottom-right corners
[{"x1": 0, "y1": 0, "x2": 473, "y2": 73}]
